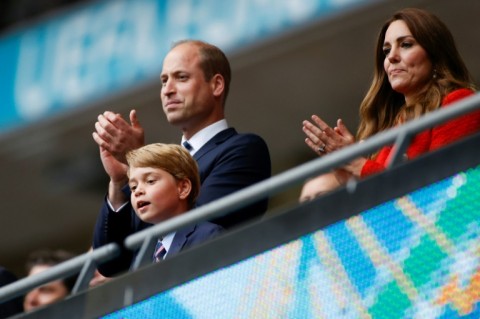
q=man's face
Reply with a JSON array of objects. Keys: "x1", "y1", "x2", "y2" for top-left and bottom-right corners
[
  {"x1": 23, "y1": 265, "x2": 69, "y2": 311},
  {"x1": 160, "y1": 43, "x2": 219, "y2": 135}
]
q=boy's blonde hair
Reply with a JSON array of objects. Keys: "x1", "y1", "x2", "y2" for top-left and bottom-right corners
[{"x1": 126, "y1": 143, "x2": 200, "y2": 208}]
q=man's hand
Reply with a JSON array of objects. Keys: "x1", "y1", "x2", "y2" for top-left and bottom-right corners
[
  {"x1": 93, "y1": 110, "x2": 144, "y2": 207},
  {"x1": 92, "y1": 109, "x2": 145, "y2": 164}
]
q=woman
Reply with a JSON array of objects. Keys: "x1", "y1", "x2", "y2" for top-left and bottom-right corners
[
  {"x1": 303, "y1": 8, "x2": 479, "y2": 180},
  {"x1": 303, "y1": 8, "x2": 480, "y2": 181}
]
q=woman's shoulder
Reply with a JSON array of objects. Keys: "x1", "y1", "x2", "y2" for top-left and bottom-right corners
[{"x1": 442, "y1": 88, "x2": 475, "y2": 106}]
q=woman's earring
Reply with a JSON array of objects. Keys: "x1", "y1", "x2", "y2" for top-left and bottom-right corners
[{"x1": 433, "y1": 69, "x2": 438, "y2": 79}]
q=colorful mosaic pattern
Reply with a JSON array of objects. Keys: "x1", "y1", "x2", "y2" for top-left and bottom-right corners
[{"x1": 103, "y1": 165, "x2": 480, "y2": 319}]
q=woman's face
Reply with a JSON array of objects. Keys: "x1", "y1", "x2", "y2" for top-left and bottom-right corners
[{"x1": 383, "y1": 20, "x2": 433, "y2": 103}]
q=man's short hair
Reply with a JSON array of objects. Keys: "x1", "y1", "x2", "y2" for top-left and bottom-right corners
[
  {"x1": 172, "y1": 39, "x2": 231, "y2": 106},
  {"x1": 25, "y1": 249, "x2": 77, "y2": 292}
]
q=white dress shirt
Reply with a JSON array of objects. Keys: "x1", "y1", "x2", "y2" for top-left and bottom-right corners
[{"x1": 181, "y1": 119, "x2": 229, "y2": 155}]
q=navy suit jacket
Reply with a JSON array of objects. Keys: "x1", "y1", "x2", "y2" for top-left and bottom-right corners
[
  {"x1": 94, "y1": 128, "x2": 271, "y2": 276},
  {"x1": 134, "y1": 222, "x2": 224, "y2": 265}
]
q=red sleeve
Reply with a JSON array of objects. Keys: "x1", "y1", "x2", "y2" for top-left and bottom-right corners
[
  {"x1": 360, "y1": 146, "x2": 392, "y2": 177},
  {"x1": 360, "y1": 159, "x2": 386, "y2": 177},
  {"x1": 360, "y1": 88, "x2": 479, "y2": 178},
  {"x1": 430, "y1": 89, "x2": 480, "y2": 151}
]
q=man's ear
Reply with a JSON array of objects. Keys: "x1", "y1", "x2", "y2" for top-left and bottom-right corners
[
  {"x1": 211, "y1": 74, "x2": 225, "y2": 98},
  {"x1": 177, "y1": 179, "x2": 192, "y2": 200}
]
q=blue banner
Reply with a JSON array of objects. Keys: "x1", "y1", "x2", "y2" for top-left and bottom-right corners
[{"x1": 0, "y1": 0, "x2": 369, "y2": 133}]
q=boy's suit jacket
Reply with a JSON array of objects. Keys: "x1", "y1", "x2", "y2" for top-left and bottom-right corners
[{"x1": 94, "y1": 128, "x2": 271, "y2": 276}]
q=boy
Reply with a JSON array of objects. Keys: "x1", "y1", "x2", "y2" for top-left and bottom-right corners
[{"x1": 126, "y1": 143, "x2": 223, "y2": 263}]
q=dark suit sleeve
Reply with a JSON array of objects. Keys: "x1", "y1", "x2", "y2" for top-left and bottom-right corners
[
  {"x1": 196, "y1": 133, "x2": 271, "y2": 229},
  {"x1": 92, "y1": 188, "x2": 151, "y2": 276}
]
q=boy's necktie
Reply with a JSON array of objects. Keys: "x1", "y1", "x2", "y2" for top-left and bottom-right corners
[{"x1": 153, "y1": 240, "x2": 166, "y2": 263}]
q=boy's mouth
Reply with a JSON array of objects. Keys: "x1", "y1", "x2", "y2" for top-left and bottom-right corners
[{"x1": 137, "y1": 201, "x2": 150, "y2": 209}]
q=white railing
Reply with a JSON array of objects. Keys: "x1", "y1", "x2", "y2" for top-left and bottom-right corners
[{"x1": 0, "y1": 92, "x2": 479, "y2": 304}]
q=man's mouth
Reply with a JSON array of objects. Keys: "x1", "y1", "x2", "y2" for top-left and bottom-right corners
[{"x1": 164, "y1": 100, "x2": 181, "y2": 108}]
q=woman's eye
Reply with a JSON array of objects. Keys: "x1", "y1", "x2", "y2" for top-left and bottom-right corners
[
  {"x1": 382, "y1": 47, "x2": 391, "y2": 56},
  {"x1": 401, "y1": 42, "x2": 413, "y2": 48}
]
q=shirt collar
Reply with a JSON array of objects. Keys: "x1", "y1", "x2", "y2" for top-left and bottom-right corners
[
  {"x1": 181, "y1": 119, "x2": 228, "y2": 155},
  {"x1": 161, "y1": 232, "x2": 176, "y2": 257}
]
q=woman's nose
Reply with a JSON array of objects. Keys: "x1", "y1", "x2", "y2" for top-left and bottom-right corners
[{"x1": 387, "y1": 46, "x2": 400, "y2": 63}]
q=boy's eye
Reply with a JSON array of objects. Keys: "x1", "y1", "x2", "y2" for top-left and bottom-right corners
[{"x1": 130, "y1": 185, "x2": 137, "y2": 191}]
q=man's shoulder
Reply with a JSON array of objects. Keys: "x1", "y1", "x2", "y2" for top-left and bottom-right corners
[{"x1": 213, "y1": 127, "x2": 268, "y2": 147}]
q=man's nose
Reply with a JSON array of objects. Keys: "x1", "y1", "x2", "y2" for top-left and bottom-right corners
[
  {"x1": 25, "y1": 290, "x2": 39, "y2": 309},
  {"x1": 161, "y1": 79, "x2": 175, "y2": 96}
]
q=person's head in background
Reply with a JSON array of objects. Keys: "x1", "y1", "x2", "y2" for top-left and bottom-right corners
[
  {"x1": 299, "y1": 172, "x2": 341, "y2": 202},
  {"x1": 23, "y1": 249, "x2": 76, "y2": 312},
  {"x1": 161, "y1": 40, "x2": 231, "y2": 139},
  {"x1": 127, "y1": 143, "x2": 200, "y2": 224},
  {"x1": 357, "y1": 8, "x2": 475, "y2": 141}
]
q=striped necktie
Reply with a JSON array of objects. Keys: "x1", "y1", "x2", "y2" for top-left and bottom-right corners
[
  {"x1": 183, "y1": 141, "x2": 193, "y2": 152},
  {"x1": 153, "y1": 240, "x2": 166, "y2": 263}
]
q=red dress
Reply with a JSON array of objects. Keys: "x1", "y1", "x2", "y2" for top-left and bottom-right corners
[{"x1": 361, "y1": 88, "x2": 480, "y2": 177}]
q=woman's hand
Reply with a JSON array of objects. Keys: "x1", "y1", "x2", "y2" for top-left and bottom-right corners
[
  {"x1": 303, "y1": 115, "x2": 356, "y2": 155},
  {"x1": 302, "y1": 115, "x2": 367, "y2": 177}
]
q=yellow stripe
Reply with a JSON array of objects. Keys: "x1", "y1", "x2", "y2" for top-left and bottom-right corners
[
  {"x1": 313, "y1": 231, "x2": 372, "y2": 319},
  {"x1": 396, "y1": 196, "x2": 455, "y2": 255},
  {"x1": 347, "y1": 216, "x2": 419, "y2": 301}
]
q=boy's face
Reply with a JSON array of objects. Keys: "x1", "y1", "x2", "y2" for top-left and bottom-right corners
[{"x1": 128, "y1": 166, "x2": 187, "y2": 224}]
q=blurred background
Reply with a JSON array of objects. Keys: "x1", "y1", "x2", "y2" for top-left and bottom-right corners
[{"x1": 0, "y1": 0, "x2": 479, "y2": 278}]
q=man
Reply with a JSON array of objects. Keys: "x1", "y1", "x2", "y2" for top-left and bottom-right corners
[
  {"x1": 299, "y1": 172, "x2": 341, "y2": 202},
  {"x1": 92, "y1": 40, "x2": 271, "y2": 275},
  {"x1": 23, "y1": 250, "x2": 77, "y2": 312}
]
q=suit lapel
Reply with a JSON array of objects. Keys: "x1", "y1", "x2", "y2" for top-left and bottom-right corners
[
  {"x1": 168, "y1": 224, "x2": 197, "y2": 256},
  {"x1": 193, "y1": 128, "x2": 237, "y2": 161}
]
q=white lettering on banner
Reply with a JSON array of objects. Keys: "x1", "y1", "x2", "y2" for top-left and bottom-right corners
[
  {"x1": 12, "y1": 0, "x2": 352, "y2": 123},
  {"x1": 163, "y1": 0, "x2": 319, "y2": 49},
  {"x1": 14, "y1": 0, "x2": 160, "y2": 121}
]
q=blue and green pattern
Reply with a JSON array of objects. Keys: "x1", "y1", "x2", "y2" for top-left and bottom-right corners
[{"x1": 103, "y1": 165, "x2": 480, "y2": 319}]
